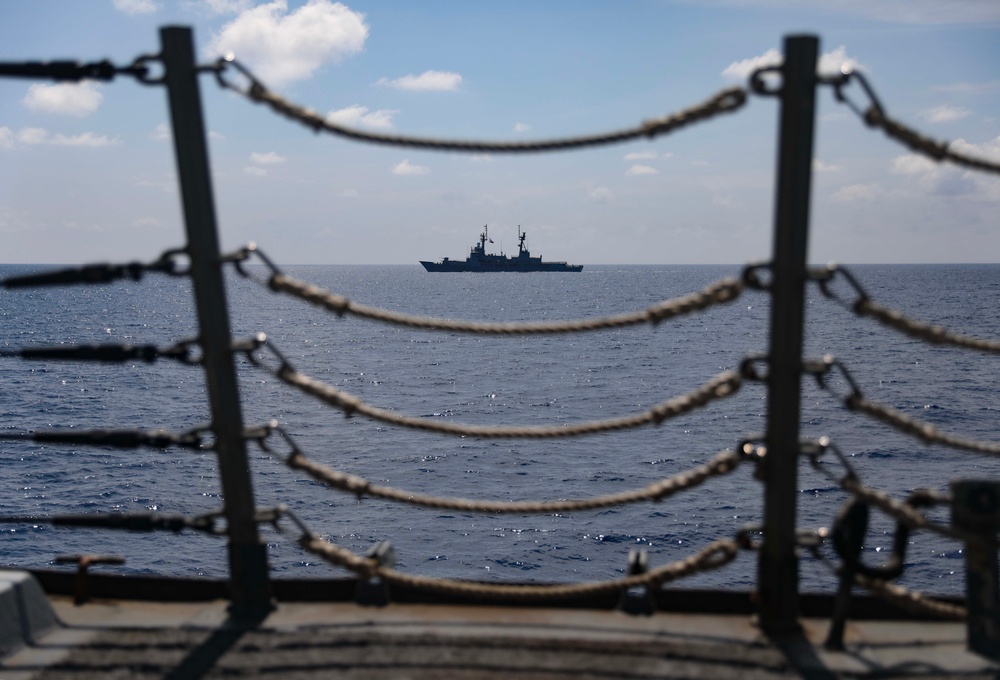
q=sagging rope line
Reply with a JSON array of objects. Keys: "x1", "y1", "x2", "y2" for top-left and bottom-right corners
[
  {"x1": 213, "y1": 57, "x2": 748, "y2": 154},
  {"x1": 856, "y1": 298, "x2": 1000, "y2": 354},
  {"x1": 280, "y1": 446, "x2": 744, "y2": 513},
  {"x1": 262, "y1": 271, "x2": 744, "y2": 335},
  {"x1": 848, "y1": 395, "x2": 1000, "y2": 457},
  {"x1": 298, "y1": 533, "x2": 739, "y2": 601},
  {"x1": 806, "y1": 357, "x2": 1000, "y2": 457},
  {"x1": 832, "y1": 68, "x2": 1000, "y2": 175},
  {"x1": 813, "y1": 264, "x2": 1000, "y2": 355},
  {"x1": 251, "y1": 352, "x2": 743, "y2": 438}
]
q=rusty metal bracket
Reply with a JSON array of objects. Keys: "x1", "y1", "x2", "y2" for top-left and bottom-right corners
[{"x1": 55, "y1": 554, "x2": 126, "y2": 605}]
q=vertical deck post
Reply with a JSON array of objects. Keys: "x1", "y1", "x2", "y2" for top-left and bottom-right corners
[
  {"x1": 160, "y1": 26, "x2": 271, "y2": 616},
  {"x1": 758, "y1": 35, "x2": 819, "y2": 632}
]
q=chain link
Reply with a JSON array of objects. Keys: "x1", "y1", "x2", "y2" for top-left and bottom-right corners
[
  {"x1": 298, "y1": 533, "x2": 739, "y2": 601},
  {"x1": 213, "y1": 57, "x2": 747, "y2": 154},
  {"x1": 266, "y1": 272, "x2": 743, "y2": 334}
]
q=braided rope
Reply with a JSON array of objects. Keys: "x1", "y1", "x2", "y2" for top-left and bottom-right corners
[
  {"x1": 298, "y1": 534, "x2": 739, "y2": 601},
  {"x1": 269, "y1": 273, "x2": 744, "y2": 334},
  {"x1": 285, "y1": 448, "x2": 741, "y2": 513},
  {"x1": 219, "y1": 60, "x2": 748, "y2": 154},
  {"x1": 855, "y1": 573, "x2": 966, "y2": 621},
  {"x1": 856, "y1": 298, "x2": 1000, "y2": 354},
  {"x1": 272, "y1": 367, "x2": 742, "y2": 438},
  {"x1": 847, "y1": 394, "x2": 1000, "y2": 456},
  {"x1": 865, "y1": 108, "x2": 1000, "y2": 175}
]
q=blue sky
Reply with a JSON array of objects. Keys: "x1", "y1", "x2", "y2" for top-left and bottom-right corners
[{"x1": 0, "y1": 0, "x2": 998, "y2": 264}]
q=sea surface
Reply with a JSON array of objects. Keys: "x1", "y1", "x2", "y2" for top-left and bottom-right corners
[{"x1": 1, "y1": 263, "x2": 999, "y2": 597}]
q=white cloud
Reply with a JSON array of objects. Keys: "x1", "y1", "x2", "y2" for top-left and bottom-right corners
[
  {"x1": 16, "y1": 127, "x2": 118, "y2": 147},
  {"x1": 469, "y1": 155, "x2": 493, "y2": 163},
  {"x1": 244, "y1": 166, "x2": 267, "y2": 176},
  {"x1": 113, "y1": 0, "x2": 157, "y2": 14},
  {"x1": 199, "y1": 0, "x2": 252, "y2": 14},
  {"x1": 624, "y1": 151, "x2": 657, "y2": 161},
  {"x1": 377, "y1": 70, "x2": 462, "y2": 92},
  {"x1": 587, "y1": 187, "x2": 614, "y2": 203},
  {"x1": 722, "y1": 45, "x2": 864, "y2": 80},
  {"x1": 813, "y1": 159, "x2": 841, "y2": 173},
  {"x1": 326, "y1": 105, "x2": 397, "y2": 129},
  {"x1": 392, "y1": 159, "x2": 429, "y2": 175},
  {"x1": 513, "y1": 122, "x2": 531, "y2": 133},
  {"x1": 206, "y1": 0, "x2": 368, "y2": 87},
  {"x1": 250, "y1": 151, "x2": 286, "y2": 164},
  {"x1": 919, "y1": 105, "x2": 971, "y2": 124},
  {"x1": 817, "y1": 46, "x2": 864, "y2": 77},
  {"x1": 151, "y1": 123, "x2": 171, "y2": 141},
  {"x1": 0, "y1": 127, "x2": 13, "y2": 150},
  {"x1": 340, "y1": 188, "x2": 359, "y2": 198},
  {"x1": 22, "y1": 82, "x2": 103, "y2": 116},
  {"x1": 133, "y1": 216, "x2": 165, "y2": 228},
  {"x1": 722, "y1": 48, "x2": 781, "y2": 81},
  {"x1": 626, "y1": 164, "x2": 658, "y2": 176},
  {"x1": 832, "y1": 183, "x2": 882, "y2": 202},
  {"x1": 209, "y1": 130, "x2": 225, "y2": 140},
  {"x1": 891, "y1": 154, "x2": 937, "y2": 175},
  {"x1": 889, "y1": 139, "x2": 1000, "y2": 201}
]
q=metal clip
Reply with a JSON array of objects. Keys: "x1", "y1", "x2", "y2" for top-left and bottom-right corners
[
  {"x1": 356, "y1": 541, "x2": 395, "y2": 607},
  {"x1": 617, "y1": 548, "x2": 656, "y2": 616}
]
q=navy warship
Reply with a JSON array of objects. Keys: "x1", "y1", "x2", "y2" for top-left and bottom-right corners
[{"x1": 420, "y1": 226, "x2": 583, "y2": 272}]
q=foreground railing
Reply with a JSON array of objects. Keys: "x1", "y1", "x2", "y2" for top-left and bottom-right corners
[{"x1": 2, "y1": 26, "x2": 1000, "y2": 653}]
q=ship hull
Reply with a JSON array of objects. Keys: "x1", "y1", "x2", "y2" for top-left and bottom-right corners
[{"x1": 420, "y1": 260, "x2": 582, "y2": 272}]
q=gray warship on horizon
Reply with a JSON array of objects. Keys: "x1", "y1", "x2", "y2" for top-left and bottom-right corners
[{"x1": 420, "y1": 226, "x2": 583, "y2": 272}]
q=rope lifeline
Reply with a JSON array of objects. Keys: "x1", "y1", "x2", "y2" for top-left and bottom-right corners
[
  {"x1": 214, "y1": 57, "x2": 748, "y2": 154},
  {"x1": 848, "y1": 394, "x2": 1000, "y2": 457},
  {"x1": 268, "y1": 366, "x2": 742, "y2": 438},
  {"x1": 268, "y1": 273, "x2": 744, "y2": 334},
  {"x1": 298, "y1": 534, "x2": 739, "y2": 601},
  {"x1": 856, "y1": 298, "x2": 1000, "y2": 355},
  {"x1": 284, "y1": 448, "x2": 742, "y2": 513}
]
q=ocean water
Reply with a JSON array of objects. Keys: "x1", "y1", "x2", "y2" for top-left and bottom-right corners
[{"x1": 1, "y1": 263, "x2": 999, "y2": 597}]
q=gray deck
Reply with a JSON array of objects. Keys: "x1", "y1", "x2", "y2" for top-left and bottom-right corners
[{"x1": 1, "y1": 595, "x2": 997, "y2": 679}]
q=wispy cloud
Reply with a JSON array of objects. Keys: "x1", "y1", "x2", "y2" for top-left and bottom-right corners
[
  {"x1": 626, "y1": 164, "x2": 658, "y2": 176},
  {"x1": 919, "y1": 105, "x2": 971, "y2": 123},
  {"x1": 392, "y1": 159, "x2": 429, "y2": 175},
  {"x1": 250, "y1": 151, "x2": 286, "y2": 164},
  {"x1": 377, "y1": 70, "x2": 462, "y2": 91},
  {"x1": 22, "y1": 82, "x2": 103, "y2": 116},
  {"x1": 113, "y1": 0, "x2": 157, "y2": 14},
  {"x1": 813, "y1": 159, "x2": 842, "y2": 173},
  {"x1": 933, "y1": 80, "x2": 1000, "y2": 94},
  {"x1": 16, "y1": 127, "x2": 118, "y2": 147},
  {"x1": 513, "y1": 122, "x2": 531, "y2": 133},
  {"x1": 587, "y1": 186, "x2": 614, "y2": 203},
  {"x1": 832, "y1": 183, "x2": 883, "y2": 202},
  {"x1": 206, "y1": 0, "x2": 368, "y2": 87},
  {"x1": 243, "y1": 166, "x2": 267, "y2": 177},
  {"x1": 0, "y1": 127, "x2": 13, "y2": 150},
  {"x1": 327, "y1": 105, "x2": 397, "y2": 129}
]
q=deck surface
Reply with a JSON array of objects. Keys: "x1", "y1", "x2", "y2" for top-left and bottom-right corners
[{"x1": 1, "y1": 597, "x2": 997, "y2": 679}]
